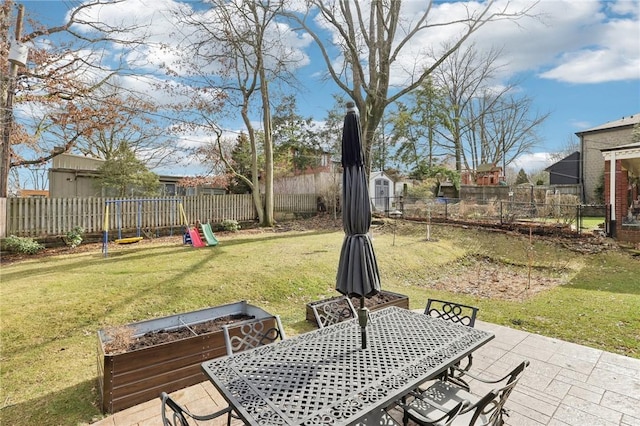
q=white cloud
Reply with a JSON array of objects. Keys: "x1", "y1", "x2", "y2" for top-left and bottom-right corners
[
  {"x1": 608, "y1": 0, "x2": 639, "y2": 16},
  {"x1": 569, "y1": 120, "x2": 593, "y2": 131},
  {"x1": 540, "y1": 49, "x2": 640, "y2": 83},
  {"x1": 67, "y1": 0, "x2": 639, "y2": 106},
  {"x1": 533, "y1": 2, "x2": 639, "y2": 83},
  {"x1": 395, "y1": 0, "x2": 640, "y2": 86},
  {"x1": 457, "y1": 0, "x2": 640, "y2": 84},
  {"x1": 539, "y1": 17, "x2": 640, "y2": 83},
  {"x1": 511, "y1": 152, "x2": 554, "y2": 173},
  {"x1": 304, "y1": 0, "x2": 639, "y2": 89},
  {"x1": 73, "y1": 0, "x2": 312, "y2": 78}
]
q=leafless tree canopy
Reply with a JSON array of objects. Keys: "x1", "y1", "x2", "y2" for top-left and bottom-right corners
[
  {"x1": 165, "y1": 0, "x2": 308, "y2": 226},
  {"x1": 430, "y1": 42, "x2": 549, "y2": 175},
  {"x1": 286, "y1": 0, "x2": 538, "y2": 174},
  {"x1": 2, "y1": 0, "x2": 175, "y2": 192}
]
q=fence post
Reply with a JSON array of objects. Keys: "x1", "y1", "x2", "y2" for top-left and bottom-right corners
[
  {"x1": 577, "y1": 204, "x2": 581, "y2": 235},
  {"x1": 500, "y1": 201, "x2": 503, "y2": 225},
  {"x1": 0, "y1": 197, "x2": 6, "y2": 238}
]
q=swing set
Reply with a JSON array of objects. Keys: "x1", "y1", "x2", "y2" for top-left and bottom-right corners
[{"x1": 102, "y1": 198, "x2": 182, "y2": 257}]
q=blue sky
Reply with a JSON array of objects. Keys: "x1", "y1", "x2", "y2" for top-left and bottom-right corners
[{"x1": 10, "y1": 0, "x2": 640, "y2": 181}]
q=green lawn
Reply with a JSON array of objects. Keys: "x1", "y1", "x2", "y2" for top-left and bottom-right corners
[
  {"x1": 1, "y1": 222, "x2": 638, "y2": 425},
  {"x1": 580, "y1": 216, "x2": 606, "y2": 231}
]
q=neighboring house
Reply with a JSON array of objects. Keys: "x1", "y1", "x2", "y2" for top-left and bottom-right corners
[
  {"x1": 576, "y1": 113, "x2": 640, "y2": 203},
  {"x1": 601, "y1": 142, "x2": 640, "y2": 243},
  {"x1": 48, "y1": 153, "x2": 225, "y2": 198},
  {"x1": 461, "y1": 163, "x2": 503, "y2": 186},
  {"x1": 545, "y1": 151, "x2": 580, "y2": 185},
  {"x1": 49, "y1": 153, "x2": 105, "y2": 197},
  {"x1": 272, "y1": 151, "x2": 338, "y2": 195}
]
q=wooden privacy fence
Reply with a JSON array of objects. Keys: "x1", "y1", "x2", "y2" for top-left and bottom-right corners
[{"x1": 2, "y1": 194, "x2": 318, "y2": 238}]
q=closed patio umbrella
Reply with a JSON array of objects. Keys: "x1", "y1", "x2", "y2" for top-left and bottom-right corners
[{"x1": 336, "y1": 102, "x2": 381, "y2": 350}]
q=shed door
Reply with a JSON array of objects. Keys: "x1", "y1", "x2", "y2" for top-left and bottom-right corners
[{"x1": 375, "y1": 179, "x2": 390, "y2": 211}]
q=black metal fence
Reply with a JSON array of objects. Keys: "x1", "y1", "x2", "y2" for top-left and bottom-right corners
[{"x1": 375, "y1": 196, "x2": 606, "y2": 235}]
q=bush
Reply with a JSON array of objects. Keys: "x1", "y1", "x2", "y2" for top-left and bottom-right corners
[
  {"x1": 3, "y1": 235, "x2": 44, "y2": 254},
  {"x1": 220, "y1": 219, "x2": 240, "y2": 232},
  {"x1": 65, "y1": 226, "x2": 84, "y2": 248},
  {"x1": 405, "y1": 178, "x2": 438, "y2": 199}
]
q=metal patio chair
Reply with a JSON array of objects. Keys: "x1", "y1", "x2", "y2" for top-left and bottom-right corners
[
  {"x1": 160, "y1": 391, "x2": 237, "y2": 426},
  {"x1": 401, "y1": 360, "x2": 530, "y2": 426},
  {"x1": 223, "y1": 315, "x2": 286, "y2": 355},
  {"x1": 312, "y1": 296, "x2": 357, "y2": 328},
  {"x1": 353, "y1": 407, "x2": 404, "y2": 425},
  {"x1": 424, "y1": 299, "x2": 479, "y2": 327},
  {"x1": 424, "y1": 298, "x2": 479, "y2": 389}
]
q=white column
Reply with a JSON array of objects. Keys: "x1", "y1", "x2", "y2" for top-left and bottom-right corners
[{"x1": 609, "y1": 152, "x2": 616, "y2": 220}]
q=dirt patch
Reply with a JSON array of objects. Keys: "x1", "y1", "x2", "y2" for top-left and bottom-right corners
[
  {"x1": 103, "y1": 314, "x2": 254, "y2": 354},
  {"x1": 428, "y1": 255, "x2": 567, "y2": 301}
]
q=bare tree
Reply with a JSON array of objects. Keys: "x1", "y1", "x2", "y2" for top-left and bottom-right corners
[
  {"x1": 166, "y1": 0, "x2": 306, "y2": 226},
  {"x1": 72, "y1": 84, "x2": 178, "y2": 168},
  {"x1": 287, "y1": 0, "x2": 537, "y2": 175},
  {"x1": 467, "y1": 94, "x2": 548, "y2": 178},
  {"x1": 548, "y1": 134, "x2": 580, "y2": 163},
  {"x1": 430, "y1": 42, "x2": 511, "y2": 172},
  {"x1": 427, "y1": 41, "x2": 548, "y2": 181},
  {"x1": 1, "y1": 0, "x2": 156, "y2": 195}
]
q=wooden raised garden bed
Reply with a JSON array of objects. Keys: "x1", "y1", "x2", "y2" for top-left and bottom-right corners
[
  {"x1": 305, "y1": 290, "x2": 409, "y2": 326},
  {"x1": 97, "y1": 301, "x2": 276, "y2": 414}
]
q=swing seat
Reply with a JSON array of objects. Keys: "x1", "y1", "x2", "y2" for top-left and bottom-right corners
[{"x1": 114, "y1": 237, "x2": 144, "y2": 245}]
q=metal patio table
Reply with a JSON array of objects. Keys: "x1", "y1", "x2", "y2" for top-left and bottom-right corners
[{"x1": 201, "y1": 306, "x2": 494, "y2": 426}]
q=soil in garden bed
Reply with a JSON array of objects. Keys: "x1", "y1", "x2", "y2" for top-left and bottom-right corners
[
  {"x1": 349, "y1": 292, "x2": 400, "y2": 309},
  {"x1": 307, "y1": 292, "x2": 403, "y2": 310},
  {"x1": 103, "y1": 314, "x2": 254, "y2": 354}
]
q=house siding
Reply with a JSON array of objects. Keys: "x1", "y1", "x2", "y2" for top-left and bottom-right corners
[
  {"x1": 578, "y1": 117, "x2": 638, "y2": 203},
  {"x1": 547, "y1": 152, "x2": 580, "y2": 185},
  {"x1": 47, "y1": 153, "x2": 222, "y2": 198}
]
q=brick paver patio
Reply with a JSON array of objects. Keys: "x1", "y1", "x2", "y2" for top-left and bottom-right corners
[{"x1": 91, "y1": 319, "x2": 640, "y2": 426}]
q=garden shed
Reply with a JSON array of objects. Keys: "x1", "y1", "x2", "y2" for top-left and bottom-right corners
[{"x1": 369, "y1": 171, "x2": 396, "y2": 213}]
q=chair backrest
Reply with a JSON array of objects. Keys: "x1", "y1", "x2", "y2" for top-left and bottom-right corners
[
  {"x1": 312, "y1": 296, "x2": 357, "y2": 328},
  {"x1": 160, "y1": 391, "x2": 232, "y2": 426},
  {"x1": 161, "y1": 393, "x2": 190, "y2": 426},
  {"x1": 223, "y1": 315, "x2": 285, "y2": 355},
  {"x1": 424, "y1": 299, "x2": 479, "y2": 327},
  {"x1": 467, "y1": 360, "x2": 529, "y2": 426}
]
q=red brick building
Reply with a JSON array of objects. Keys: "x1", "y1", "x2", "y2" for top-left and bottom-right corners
[
  {"x1": 461, "y1": 163, "x2": 503, "y2": 186},
  {"x1": 601, "y1": 142, "x2": 640, "y2": 243}
]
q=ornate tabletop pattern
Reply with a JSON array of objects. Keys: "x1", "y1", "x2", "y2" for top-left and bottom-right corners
[{"x1": 202, "y1": 306, "x2": 493, "y2": 425}]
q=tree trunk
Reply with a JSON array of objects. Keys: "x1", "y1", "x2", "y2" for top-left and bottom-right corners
[{"x1": 260, "y1": 66, "x2": 274, "y2": 227}]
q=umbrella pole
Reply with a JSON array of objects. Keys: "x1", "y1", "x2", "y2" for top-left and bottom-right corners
[{"x1": 358, "y1": 297, "x2": 368, "y2": 349}]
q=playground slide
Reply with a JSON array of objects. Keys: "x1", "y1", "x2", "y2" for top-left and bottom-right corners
[
  {"x1": 200, "y1": 223, "x2": 219, "y2": 246},
  {"x1": 188, "y1": 227, "x2": 207, "y2": 248}
]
